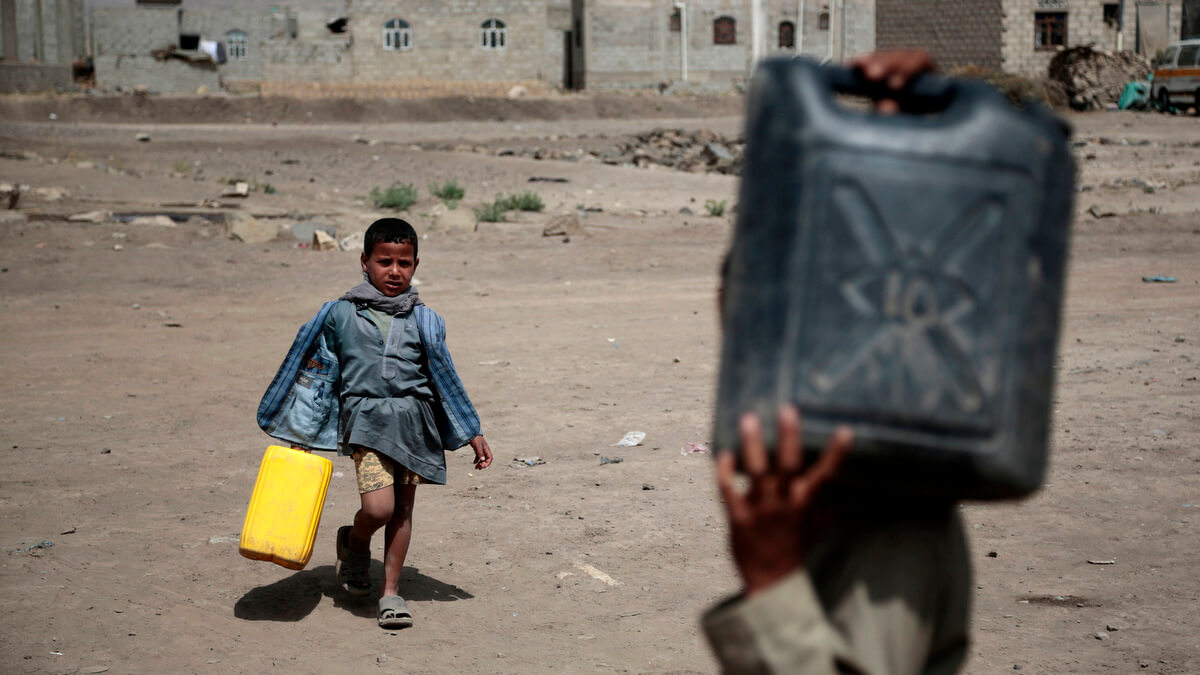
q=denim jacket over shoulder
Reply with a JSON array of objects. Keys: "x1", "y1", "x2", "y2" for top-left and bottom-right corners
[{"x1": 257, "y1": 301, "x2": 482, "y2": 452}]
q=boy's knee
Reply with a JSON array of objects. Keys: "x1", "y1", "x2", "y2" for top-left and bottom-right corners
[{"x1": 358, "y1": 499, "x2": 394, "y2": 527}]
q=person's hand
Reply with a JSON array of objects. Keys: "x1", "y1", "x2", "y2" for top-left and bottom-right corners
[
  {"x1": 289, "y1": 444, "x2": 312, "y2": 454},
  {"x1": 469, "y1": 435, "x2": 492, "y2": 470},
  {"x1": 716, "y1": 406, "x2": 852, "y2": 597},
  {"x1": 848, "y1": 49, "x2": 937, "y2": 113}
]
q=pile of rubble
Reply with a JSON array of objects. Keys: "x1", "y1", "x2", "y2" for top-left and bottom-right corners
[
  {"x1": 599, "y1": 128, "x2": 744, "y2": 175},
  {"x1": 1048, "y1": 46, "x2": 1152, "y2": 111},
  {"x1": 440, "y1": 128, "x2": 747, "y2": 175}
]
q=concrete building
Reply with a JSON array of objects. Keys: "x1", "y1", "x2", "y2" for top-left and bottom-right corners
[
  {"x1": 580, "y1": 0, "x2": 875, "y2": 89},
  {"x1": 0, "y1": 0, "x2": 86, "y2": 91},
  {"x1": 876, "y1": 0, "x2": 1185, "y2": 79},
  {"x1": 83, "y1": 0, "x2": 876, "y2": 95}
]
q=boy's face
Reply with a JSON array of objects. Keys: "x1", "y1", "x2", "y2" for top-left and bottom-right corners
[{"x1": 361, "y1": 240, "x2": 419, "y2": 297}]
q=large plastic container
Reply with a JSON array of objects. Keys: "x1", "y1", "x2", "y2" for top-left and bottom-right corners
[
  {"x1": 714, "y1": 57, "x2": 1074, "y2": 500},
  {"x1": 240, "y1": 445, "x2": 333, "y2": 569}
]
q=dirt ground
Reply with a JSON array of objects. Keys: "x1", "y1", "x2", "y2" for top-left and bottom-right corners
[{"x1": 0, "y1": 94, "x2": 1197, "y2": 674}]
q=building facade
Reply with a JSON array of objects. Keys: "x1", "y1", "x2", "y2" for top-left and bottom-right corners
[
  {"x1": 877, "y1": 0, "x2": 1186, "y2": 79},
  {"x1": 83, "y1": 0, "x2": 875, "y2": 95}
]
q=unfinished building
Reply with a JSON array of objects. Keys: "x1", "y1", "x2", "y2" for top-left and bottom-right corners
[{"x1": 0, "y1": 0, "x2": 85, "y2": 92}]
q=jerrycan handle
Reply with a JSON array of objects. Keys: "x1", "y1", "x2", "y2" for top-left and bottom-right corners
[{"x1": 822, "y1": 63, "x2": 957, "y2": 115}]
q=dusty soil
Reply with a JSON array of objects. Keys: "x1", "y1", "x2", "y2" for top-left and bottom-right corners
[{"x1": 0, "y1": 96, "x2": 1197, "y2": 674}]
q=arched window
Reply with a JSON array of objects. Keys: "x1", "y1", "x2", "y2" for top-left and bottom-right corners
[
  {"x1": 226, "y1": 29, "x2": 248, "y2": 60},
  {"x1": 714, "y1": 16, "x2": 736, "y2": 45},
  {"x1": 778, "y1": 21, "x2": 795, "y2": 49},
  {"x1": 481, "y1": 18, "x2": 507, "y2": 50},
  {"x1": 819, "y1": 12, "x2": 830, "y2": 31},
  {"x1": 669, "y1": 8, "x2": 681, "y2": 32},
  {"x1": 383, "y1": 18, "x2": 412, "y2": 51}
]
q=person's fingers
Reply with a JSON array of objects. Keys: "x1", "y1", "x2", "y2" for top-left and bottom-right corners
[
  {"x1": 776, "y1": 405, "x2": 802, "y2": 475},
  {"x1": 790, "y1": 426, "x2": 852, "y2": 506},
  {"x1": 716, "y1": 451, "x2": 750, "y2": 523},
  {"x1": 875, "y1": 98, "x2": 900, "y2": 114},
  {"x1": 738, "y1": 412, "x2": 769, "y2": 477}
]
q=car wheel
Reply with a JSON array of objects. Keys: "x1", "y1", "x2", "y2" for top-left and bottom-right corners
[
  {"x1": 1157, "y1": 87, "x2": 1171, "y2": 111},
  {"x1": 1194, "y1": 88, "x2": 1200, "y2": 115}
]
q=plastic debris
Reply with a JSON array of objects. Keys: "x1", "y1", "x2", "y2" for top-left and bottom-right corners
[
  {"x1": 614, "y1": 431, "x2": 646, "y2": 447},
  {"x1": 1141, "y1": 275, "x2": 1176, "y2": 283},
  {"x1": 513, "y1": 456, "x2": 545, "y2": 467},
  {"x1": 681, "y1": 442, "x2": 710, "y2": 455},
  {"x1": 1087, "y1": 559, "x2": 1116, "y2": 565},
  {"x1": 599, "y1": 456, "x2": 623, "y2": 465}
]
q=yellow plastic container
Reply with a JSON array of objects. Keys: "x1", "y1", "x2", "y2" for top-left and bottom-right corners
[{"x1": 239, "y1": 445, "x2": 333, "y2": 570}]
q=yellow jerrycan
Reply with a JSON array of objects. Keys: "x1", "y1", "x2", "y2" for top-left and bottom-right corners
[{"x1": 239, "y1": 445, "x2": 333, "y2": 570}]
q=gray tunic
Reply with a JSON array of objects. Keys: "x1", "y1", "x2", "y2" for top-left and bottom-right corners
[{"x1": 322, "y1": 301, "x2": 445, "y2": 484}]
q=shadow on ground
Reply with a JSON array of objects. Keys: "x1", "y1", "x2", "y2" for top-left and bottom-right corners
[{"x1": 234, "y1": 564, "x2": 473, "y2": 622}]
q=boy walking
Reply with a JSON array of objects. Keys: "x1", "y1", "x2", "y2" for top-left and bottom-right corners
[{"x1": 258, "y1": 218, "x2": 492, "y2": 629}]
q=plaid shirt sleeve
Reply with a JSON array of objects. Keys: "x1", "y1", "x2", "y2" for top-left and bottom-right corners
[{"x1": 415, "y1": 306, "x2": 481, "y2": 449}]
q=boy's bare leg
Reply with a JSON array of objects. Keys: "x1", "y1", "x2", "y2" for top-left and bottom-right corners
[
  {"x1": 381, "y1": 484, "x2": 416, "y2": 597},
  {"x1": 350, "y1": 485, "x2": 394, "y2": 552}
]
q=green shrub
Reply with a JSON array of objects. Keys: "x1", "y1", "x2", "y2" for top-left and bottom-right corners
[
  {"x1": 474, "y1": 201, "x2": 508, "y2": 222},
  {"x1": 498, "y1": 191, "x2": 545, "y2": 212},
  {"x1": 705, "y1": 199, "x2": 727, "y2": 217},
  {"x1": 262, "y1": 183, "x2": 277, "y2": 194},
  {"x1": 429, "y1": 179, "x2": 466, "y2": 207},
  {"x1": 371, "y1": 182, "x2": 418, "y2": 210}
]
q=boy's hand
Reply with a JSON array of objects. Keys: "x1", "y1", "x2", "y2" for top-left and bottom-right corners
[
  {"x1": 716, "y1": 406, "x2": 852, "y2": 597},
  {"x1": 469, "y1": 435, "x2": 492, "y2": 470},
  {"x1": 848, "y1": 49, "x2": 937, "y2": 114},
  {"x1": 289, "y1": 444, "x2": 312, "y2": 454}
]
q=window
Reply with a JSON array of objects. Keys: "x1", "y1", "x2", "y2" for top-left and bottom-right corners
[
  {"x1": 1034, "y1": 12, "x2": 1066, "y2": 49},
  {"x1": 714, "y1": 16, "x2": 736, "y2": 45},
  {"x1": 226, "y1": 30, "x2": 247, "y2": 60},
  {"x1": 779, "y1": 21, "x2": 795, "y2": 48},
  {"x1": 819, "y1": 11, "x2": 830, "y2": 31},
  {"x1": 1159, "y1": 46, "x2": 1179, "y2": 66},
  {"x1": 1179, "y1": 45, "x2": 1200, "y2": 67},
  {"x1": 1102, "y1": 3, "x2": 1119, "y2": 28},
  {"x1": 669, "y1": 8, "x2": 681, "y2": 32},
  {"x1": 481, "y1": 18, "x2": 506, "y2": 50},
  {"x1": 383, "y1": 18, "x2": 412, "y2": 51}
]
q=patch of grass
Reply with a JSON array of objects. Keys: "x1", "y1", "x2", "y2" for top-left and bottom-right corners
[
  {"x1": 262, "y1": 183, "x2": 277, "y2": 194},
  {"x1": 474, "y1": 200, "x2": 508, "y2": 223},
  {"x1": 371, "y1": 182, "x2": 418, "y2": 210},
  {"x1": 705, "y1": 199, "x2": 727, "y2": 217},
  {"x1": 172, "y1": 160, "x2": 191, "y2": 174},
  {"x1": 429, "y1": 179, "x2": 466, "y2": 208},
  {"x1": 499, "y1": 190, "x2": 545, "y2": 212}
]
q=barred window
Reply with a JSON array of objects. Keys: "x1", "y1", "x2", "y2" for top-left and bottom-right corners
[
  {"x1": 481, "y1": 18, "x2": 507, "y2": 50},
  {"x1": 383, "y1": 18, "x2": 412, "y2": 51},
  {"x1": 779, "y1": 21, "x2": 795, "y2": 49},
  {"x1": 714, "y1": 16, "x2": 736, "y2": 45},
  {"x1": 226, "y1": 30, "x2": 247, "y2": 60},
  {"x1": 1034, "y1": 12, "x2": 1066, "y2": 49}
]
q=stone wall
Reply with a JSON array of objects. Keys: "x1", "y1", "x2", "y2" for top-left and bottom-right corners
[
  {"x1": 93, "y1": 54, "x2": 220, "y2": 93},
  {"x1": 0, "y1": 62, "x2": 71, "y2": 91},
  {"x1": 90, "y1": 7, "x2": 178, "y2": 57},
  {"x1": 0, "y1": 0, "x2": 83, "y2": 65},
  {"x1": 345, "y1": 0, "x2": 550, "y2": 84},
  {"x1": 876, "y1": 0, "x2": 1003, "y2": 70}
]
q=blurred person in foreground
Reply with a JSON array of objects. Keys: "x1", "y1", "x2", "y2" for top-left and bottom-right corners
[{"x1": 702, "y1": 51, "x2": 972, "y2": 675}]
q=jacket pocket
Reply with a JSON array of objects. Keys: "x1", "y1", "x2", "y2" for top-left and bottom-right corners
[{"x1": 281, "y1": 341, "x2": 339, "y2": 441}]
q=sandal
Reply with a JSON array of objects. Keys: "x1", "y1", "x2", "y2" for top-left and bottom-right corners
[
  {"x1": 378, "y1": 595, "x2": 413, "y2": 629},
  {"x1": 335, "y1": 525, "x2": 373, "y2": 597}
]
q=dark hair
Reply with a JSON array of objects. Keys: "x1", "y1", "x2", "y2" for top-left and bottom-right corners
[{"x1": 363, "y1": 218, "x2": 418, "y2": 257}]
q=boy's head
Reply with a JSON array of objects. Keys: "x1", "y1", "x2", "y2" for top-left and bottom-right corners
[{"x1": 361, "y1": 218, "x2": 419, "y2": 297}]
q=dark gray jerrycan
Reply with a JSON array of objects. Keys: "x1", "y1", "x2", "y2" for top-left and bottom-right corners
[{"x1": 714, "y1": 57, "x2": 1075, "y2": 500}]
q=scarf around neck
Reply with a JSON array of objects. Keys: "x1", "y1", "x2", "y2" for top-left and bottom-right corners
[{"x1": 339, "y1": 281, "x2": 423, "y2": 316}]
